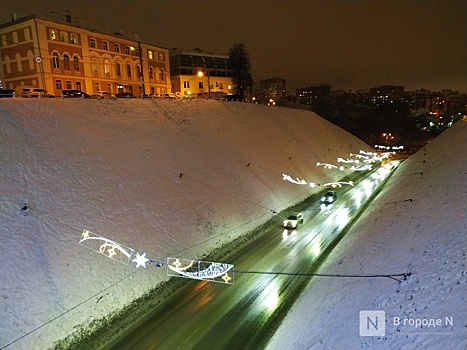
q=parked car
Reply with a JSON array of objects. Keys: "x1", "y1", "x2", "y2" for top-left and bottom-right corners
[
  {"x1": 283, "y1": 212, "x2": 304, "y2": 229},
  {"x1": 321, "y1": 190, "x2": 337, "y2": 204},
  {"x1": 91, "y1": 91, "x2": 115, "y2": 99},
  {"x1": 28, "y1": 88, "x2": 55, "y2": 98},
  {"x1": 163, "y1": 93, "x2": 179, "y2": 99},
  {"x1": 115, "y1": 92, "x2": 136, "y2": 98},
  {"x1": 0, "y1": 89, "x2": 16, "y2": 98},
  {"x1": 61, "y1": 89, "x2": 91, "y2": 98}
]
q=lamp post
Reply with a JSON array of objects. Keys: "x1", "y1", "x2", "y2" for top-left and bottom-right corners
[
  {"x1": 197, "y1": 69, "x2": 210, "y2": 99},
  {"x1": 137, "y1": 41, "x2": 145, "y2": 97}
]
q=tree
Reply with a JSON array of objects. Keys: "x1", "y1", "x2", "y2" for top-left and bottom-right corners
[{"x1": 228, "y1": 43, "x2": 252, "y2": 101}]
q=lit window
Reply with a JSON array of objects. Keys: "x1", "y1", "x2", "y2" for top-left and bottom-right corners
[
  {"x1": 91, "y1": 57, "x2": 99, "y2": 73},
  {"x1": 49, "y1": 30, "x2": 57, "y2": 41},
  {"x1": 70, "y1": 34, "x2": 78, "y2": 44},
  {"x1": 104, "y1": 59, "x2": 111, "y2": 75},
  {"x1": 158, "y1": 52, "x2": 165, "y2": 61},
  {"x1": 147, "y1": 50, "x2": 153, "y2": 59},
  {"x1": 103, "y1": 41, "x2": 109, "y2": 50},
  {"x1": 53, "y1": 53, "x2": 60, "y2": 68},
  {"x1": 90, "y1": 38, "x2": 96, "y2": 48}
]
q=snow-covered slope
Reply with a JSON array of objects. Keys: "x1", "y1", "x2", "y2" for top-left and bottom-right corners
[
  {"x1": 267, "y1": 119, "x2": 467, "y2": 349},
  {"x1": 0, "y1": 98, "x2": 370, "y2": 349}
]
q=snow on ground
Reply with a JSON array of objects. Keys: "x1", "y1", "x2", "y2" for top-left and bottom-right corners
[
  {"x1": 0, "y1": 98, "x2": 370, "y2": 349},
  {"x1": 267, "y1": 119, "x2": 467, "y2": 350}
]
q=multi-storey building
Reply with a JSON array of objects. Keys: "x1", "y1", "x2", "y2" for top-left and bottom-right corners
[
  {"x1": 0, "y1": 14, "x2": 171, "y2": 96},
  {"x1": 368, "y1": 85, "x2": 405, "y2": 107},
  {"x1": 257, "y1": 77, "x2": 286, "y2": 104},
  {"x1": 170, "y1": 49, "x2": 233, "y2": 98}
]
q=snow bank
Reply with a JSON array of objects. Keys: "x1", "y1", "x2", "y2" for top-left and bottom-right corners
[
  {"x1": 267, "y1": 119, "x2": 467, "y2": 349},
  {"x1": 0, "y1": 98, "x2": 370, "y2": 349}
]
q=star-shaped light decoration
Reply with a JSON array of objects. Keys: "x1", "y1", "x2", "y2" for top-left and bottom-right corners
[{"x1": 132, "y1": 252, "x2": 150, "y2": 268}]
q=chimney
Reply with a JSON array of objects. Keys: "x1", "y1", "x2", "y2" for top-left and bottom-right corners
[
  {"x1": 65, "y1": 10, "x2": 71, "y2": 23},
  {"x1": 12, "y1": 12, "x2": 18, "y2": 21}
]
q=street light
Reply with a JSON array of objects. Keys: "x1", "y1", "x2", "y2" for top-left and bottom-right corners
[
  {"x1": 197, "y1": 69, "x2": 210, "y2": 99},
  {"x1": 137, "y1": 41, "x2": 145, "y2": 97}
]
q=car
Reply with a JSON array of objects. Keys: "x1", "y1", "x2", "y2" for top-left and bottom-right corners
[
  {"x1": 283, "y1": 212, "x2": 304, "y2": 229},
  {"x1": 61, "y1": 89, "x2": 91, "y2": 98},
  {"x1": 28, "y1": 88, "x2": 55, "y2": 98},
  {"x1": 115, "y1": 92, "x2": 136, "y2": 98},
  {"x1": 0, "y1": 89, "x2": 16, "y2": 98},
  {"x1": 321, "y1": 190, "x2": 337, "y2": 204},
  {"x1": 163, "y1": 93, "x2": 179, "y2": 99},
  {"x1": 91, "y1": 91, "x2": 115, "y2": 99}
]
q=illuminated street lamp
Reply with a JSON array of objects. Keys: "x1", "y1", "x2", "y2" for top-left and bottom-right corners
[
  {"x1": 130, "y1": 42, "x2": 145, "y2": 97},
  {"x1": 197, "y1": 70, "x2": 210, "y2": 99}
]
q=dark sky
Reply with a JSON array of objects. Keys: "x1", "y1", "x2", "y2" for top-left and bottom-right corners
[{"x1": 2, "y1": 0, "x2": 466, "y2": 94}]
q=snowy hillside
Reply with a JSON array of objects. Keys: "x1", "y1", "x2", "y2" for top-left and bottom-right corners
[
  {"x1": 267, "y1": 119, "x2": 467, "y2": 349},
  {"x1": 0, "y1": 98, "x2": 371, "y2": 349}
]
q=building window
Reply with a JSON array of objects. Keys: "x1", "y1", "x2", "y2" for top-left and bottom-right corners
[
  {"x1": 125, "y1": 46, "x2": 130, "y2": 55},
  {"x1": 70, "y1": 34, "x2": 78, "y2": 44},
  {"x1": 60, "y1": 31, "x2": 68, "y2": 42},
  {"x1": 53, "y1": 53, "x2": 60, "y2": 68},
  {"x1": 49, "y1": 30, "x2": 57, "y2": 41},
  {"x1": 160, "y1": 69, "x2": 165, "y2": 82},
  {"x1": 55, "y1": 80, "x2": 62, "y2": 90},
  {"x1": 90, "y1": 38, "x2": 96, "y2": 48},
  {"x1": 66, "y1": 80, "x2": 72, "y2": 89},
  {"x1": 64, "y1": 55, "x2": 70, "y2": 70},
  {"x1": 104, "y1": 59, "x2": 111, "y2": 75},
  {"x1": 116, "y1": 62, "x2": 122, "y2": 76},
  {"x1": 184, "y1": 81, "x2": 190, "y2": 88},
  {"x1": 1, "y1": 35, "x2": 6, "y2": 46},
  {"x1": 94, "y1": 83, "x2": 100, "y2": 92},
  {"x1": 158, "y1": 52, "x2": 165, "y2": 61},
  {"x1": 114, "y1": 43, "x2": 120, "y2": 53},
  {"x1": 147, "y1": 50, "x2": 153, "y2": 59},
  {"x1": 73, "y1": 56, "x2": 80, "y2": 71},
  {"x1": 127, "y1": 64, "x2": 132, "y2": 78},
  {"x1": 219, "y1": 82, "x2": 224, "y2": 90},
  {"x1": 137, "y1": 65, "x2": 141, "y2": 78},
  {"x1": 135, "y1": 49, "x2": 140, "y2": 57},
  {"x1": 103, "y1": 41, "x2": 109, "y2": 50},
  {"x1": 24, "y1": 28, "x2": 31, "y2": 41},
  {"x1": 199, "y1": 82, "x2": 204, "y2": 89},
  {"x1": 107, "y1": 84, "x2": 112, "y2": 93},
  {"x1": 12, "y1": 32, "x2": 18, "y2": 44},
  {"x1": 76, "y1": 81, "x2": 82, "y2": 91},
  {"x1": 91, "y1": 57, "x2": 99, "y2": 74},
  {"x1": 149, "y1": 67, "x2": 154, "y2": 80}
]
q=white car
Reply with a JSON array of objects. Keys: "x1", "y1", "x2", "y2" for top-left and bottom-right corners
[
  {"x1": 91, "y1": 91, "x2": 115, "y2": 99},
  {"x1": 284, "y1": 213, "x2": 304, "y2": 229}
]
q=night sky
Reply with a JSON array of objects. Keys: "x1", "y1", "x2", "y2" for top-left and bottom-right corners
[{"x1": 1, "y1": 0, "x2": 466, "y2": 94}]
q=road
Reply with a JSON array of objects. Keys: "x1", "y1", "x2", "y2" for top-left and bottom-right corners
[{"x1": 102, "y1": 162, "x2": 399, "y2": 350}]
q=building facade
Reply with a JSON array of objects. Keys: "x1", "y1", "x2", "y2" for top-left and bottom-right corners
[
  {"x1": 170, "y1": 49, "x2": 233, "y2": 99},
  {"x1": 257, "y1": 77, "x2": 286, "y2": 104},
  {"x1": 0, "y1": 14, "x2": 171, "y2": 96}
]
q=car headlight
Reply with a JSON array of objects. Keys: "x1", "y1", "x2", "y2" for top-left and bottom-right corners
[
  {"x1": 321, "y1": 196, "x2": 326, "y2": 201},
  {"x1": 284, "y1": 220, "x2": 288, "y2": 226}
]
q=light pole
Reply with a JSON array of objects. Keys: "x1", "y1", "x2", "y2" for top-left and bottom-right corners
[
  {"x1": 137, "y1": 41, "x2": 145, "y2": 97},
  {"x1": 197, "y1": 69, "x2": 210, "y2": 99}
]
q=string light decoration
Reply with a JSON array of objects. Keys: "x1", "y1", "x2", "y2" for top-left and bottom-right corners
[
  {"x1": 80, "y1": 230, "x2": 234, "y2": 283},
  {"x1": 324, "y1": 181, "x2": 354, "y2": 188},
  {"x1": 79, "y1": 229, "x2": 134, "y2": 265},
  {"x1": 336, "y1": 157, "x2": 359, "y2": 164},
  {"x1": 167, "y1": 258, "x2": 234, "y2": 284},
  {"x1": 316, "y1": 162, "x2": 346, "y2": 171},
  {"x1": 282, "y1": 174, "x2": 318, "y2": 188},
  {"x1": 350, "y1": 164, "x2": 373, "y2": 171}
]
